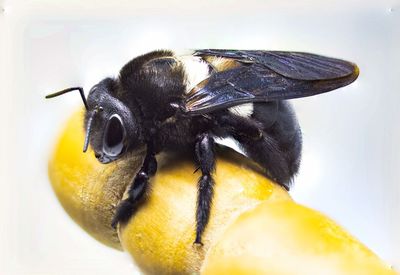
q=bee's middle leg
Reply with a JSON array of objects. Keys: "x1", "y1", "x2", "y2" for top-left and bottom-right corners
[
  {"x1": 194, "y1": 132, "x2": 216, "y2": 245},
  {"x1": 111, "y1": 148, "x2": 157, "y2": 228}
]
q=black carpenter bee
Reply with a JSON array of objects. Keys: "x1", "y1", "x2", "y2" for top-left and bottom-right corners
[{"x1": 46, "y1": 49, "x2": 359, "y2": 244}]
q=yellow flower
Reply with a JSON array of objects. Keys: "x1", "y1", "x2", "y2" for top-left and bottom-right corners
[{"x1": 48, "y1": 110, "x2": 396, "y2": 275}]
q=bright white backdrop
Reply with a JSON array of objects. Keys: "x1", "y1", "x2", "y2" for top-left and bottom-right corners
[{"x1": 1, "y1": 0, "x2": 399, "y2": 274}]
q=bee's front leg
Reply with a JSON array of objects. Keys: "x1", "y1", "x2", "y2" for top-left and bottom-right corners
[
  {"x1": 111, "y1": 148, "x2": 157, "y2": 229},
  {"x1": 194, "y1": 132, "x2": 216, "y2": 245}
]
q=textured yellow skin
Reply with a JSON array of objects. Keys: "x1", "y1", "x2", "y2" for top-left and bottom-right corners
[
  {"x1": 119, "y1": 148, "x2": 291, "y2": 274},
  {"x1": 48, "y1": 110, "x2": 145, "y2": 250},
  {"x1": 202, "y1": 201, "x2": 396, "y2": 275},
  {"x1": 48, "y1": 110, "x2": 396, "y2": 274}
]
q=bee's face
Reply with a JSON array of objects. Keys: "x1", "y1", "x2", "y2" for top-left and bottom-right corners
[{"x1": 85, "y1": 79, "x2": 142, "y2": 164}]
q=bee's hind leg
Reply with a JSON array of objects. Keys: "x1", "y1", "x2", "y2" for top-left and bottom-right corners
[
  {"x1": 234, "y1": 132, "x2": 292, "y2": 189},
  {"x1": 215, "y1": 113, "x2": 292, "y2": 189},
  {"x1": 194, "y1": 132, "x2": 216, "y2": 245},
  {"x1": 111, "y1": 148, "x2": 157, "y2": 229}
]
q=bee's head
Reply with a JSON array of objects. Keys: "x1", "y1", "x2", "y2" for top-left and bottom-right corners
[
  {"x1": 84, "y1": 78, "x2": 143, "y2": 163},
  {"x1": 46, "y1": 78, "x2": 143, "y2": 164}
]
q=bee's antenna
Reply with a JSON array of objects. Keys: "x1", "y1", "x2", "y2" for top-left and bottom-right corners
[
  {"x1": 83, "y1": 110, "x2": 97, "y2": 153},
  {"x1": 45, "y1": 87, "x2": 88, "y2": 110}
]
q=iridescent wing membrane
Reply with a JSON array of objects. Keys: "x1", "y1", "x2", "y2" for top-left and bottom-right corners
[{"x1": 185, "y1": 49, "x2": 359, "y2": 115}]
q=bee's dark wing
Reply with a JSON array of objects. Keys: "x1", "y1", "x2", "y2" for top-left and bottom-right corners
[{"x1": 185, "y1": 49, "x2": 359, "y2": 115}]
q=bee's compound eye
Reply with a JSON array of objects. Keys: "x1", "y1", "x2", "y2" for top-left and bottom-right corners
[{"x1": 103, "y1": 114, "x2": 125, "y2": 157}]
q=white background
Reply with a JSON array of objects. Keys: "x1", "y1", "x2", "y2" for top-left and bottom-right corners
[{"x1": 0, "y1": 0, "x2": 399, "y2": 274}]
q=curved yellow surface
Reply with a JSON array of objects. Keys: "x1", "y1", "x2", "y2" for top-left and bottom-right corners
[
  {"x1": 119, "y1": 149, "x2": 291, "y2": 274},
  {"x1": 48, "y1": 110, "x2": 396, "y2": 274},
  {"x1": 202, "y1": 201, "x2": 396, "y2": 275},
  {"x1": 48, "y1": 109, "x2": 145, "y2": 250}
]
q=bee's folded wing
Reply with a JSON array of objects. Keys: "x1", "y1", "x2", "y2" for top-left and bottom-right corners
[{"x1": 185, "y1": 50, "x2": 359, "y2": 115}]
